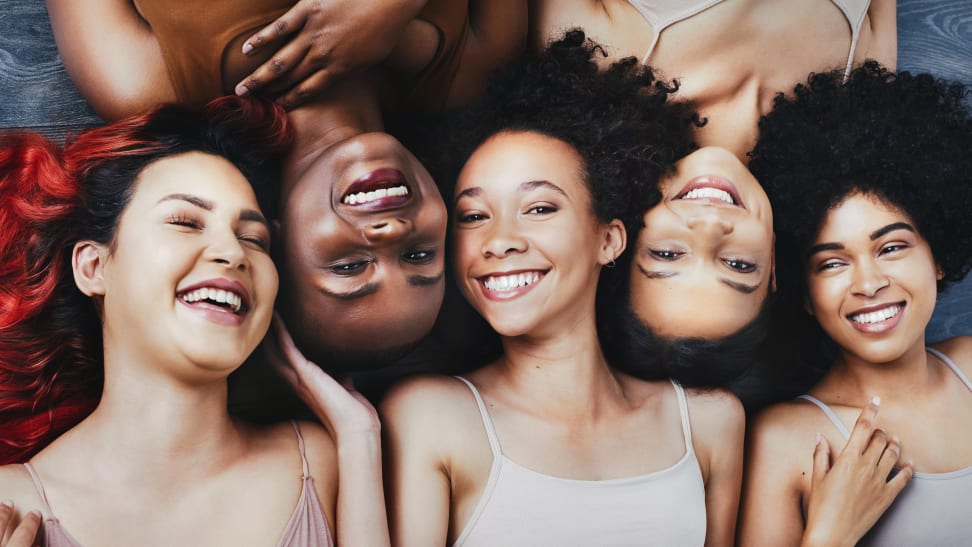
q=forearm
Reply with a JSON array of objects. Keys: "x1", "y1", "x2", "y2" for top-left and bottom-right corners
[{"x1": 335, "y1": 432, "x2": 390, "y2": 547}]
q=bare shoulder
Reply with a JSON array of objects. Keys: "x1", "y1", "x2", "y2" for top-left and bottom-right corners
[
  {"x1": 0, "y1": 464, "x2": 47, "y2": 515},
  {"x1": 747, "y1": 399, "x2": 825, "y2": 474},
  {"x1": 931, "y1": 336, "x2": 972, "y2": 375},
  {"x1": 381, "y1": 374, "x2": 480, "y2": 425}
]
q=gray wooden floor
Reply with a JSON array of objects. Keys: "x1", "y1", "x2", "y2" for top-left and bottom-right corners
[{"x1": 0, "y1": 0, "x2": 969, "y2": 341}]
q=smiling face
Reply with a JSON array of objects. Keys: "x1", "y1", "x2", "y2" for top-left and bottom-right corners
[
  {"x1": 278, "y1": 132, "x2": 447, "y2": 366},
  {"x1": 805, "y1": 192, "x2": 940, "y2": 364},
  {"x1": 96, "y1": 151, "x2": 277, "y2": 375},
  {"x1": 452, "y1": 131, "x2": 623, "y2": 338},
  {"x1": 630, "y1": 146, "x2": 775, "y2": 339}
]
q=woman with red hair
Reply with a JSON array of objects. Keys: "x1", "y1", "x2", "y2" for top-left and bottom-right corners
[{"x1": 0, "y1": 96, "x2": 387, "y2": 546}]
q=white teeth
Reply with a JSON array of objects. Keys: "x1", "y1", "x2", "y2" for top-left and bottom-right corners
[
  {"x1": 342, "y1": 185, "x2": 409, "y2": 205},
  {"x1": 680, "y1": 187, "x2": 734, "y2": 205},
  {"x1": 483, "y1": 272, "x2": 542, "y2": 292},
  {"x1": 850, "y1": 305, "x2": 902, "y2": 324},
  {"x1": 179, "y1": 287, "x2": 244, "y2": 313}
]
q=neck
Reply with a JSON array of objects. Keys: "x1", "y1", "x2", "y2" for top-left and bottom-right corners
[
  {"x1": 496, "y1": 312, "x2": 625, "y2": 418},
  {"x1": 286, "y1": 74, "x2": 385, "y2": 180},
  {"x1": 829, "y1": 340, "x2": 936, "y2": 404}
]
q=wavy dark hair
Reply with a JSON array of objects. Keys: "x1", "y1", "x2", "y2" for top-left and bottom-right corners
[
  {"x1": 0, "y1": 96, "x2": 291, "y2": 462},
  {"x1": 750, "y1": 61, "x2": 972, "y2": 294}
]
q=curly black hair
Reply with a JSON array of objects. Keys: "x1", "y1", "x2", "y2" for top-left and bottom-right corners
[
  {"x1": 749, "y1": 62, "x2": 972, "y2": 294},
  {"x1": 401, "y1": 28, "x2": 699, "y2": 227}
]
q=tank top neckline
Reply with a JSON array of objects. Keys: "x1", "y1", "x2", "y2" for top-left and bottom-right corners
[
  {"x1": 454, "y1": 376, "x2": 696, "y2": 484},
  {"x1": 798, "y1": 347, "x2": 972, "y2": 480}
]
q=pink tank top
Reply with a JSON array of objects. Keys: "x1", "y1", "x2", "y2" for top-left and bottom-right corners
[
  {"x1": 453, "y1": 377, "x2": 707, "y2": 547},
  {"x1": 628, "y1": 0, "x2": 871, "y2": 78},
  {"x1": 798, "y1": 347, "x2": 972, "y2": 546},
  {"x1": 24, "y1": 421, "x2": 333, "y2": 547}
]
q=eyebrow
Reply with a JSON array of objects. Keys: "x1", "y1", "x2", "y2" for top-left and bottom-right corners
[
  {"x1": 158, "y1": 193, "x2": 269, "y2": 226},
  {"x1": 637, "y1": 264, "x2": 760, "y2": 295},
  {"x1": 321, "y1": 270, "x2": 444, "y2": 300},
  {"x1": 454, "y1": 179, "x2": 569, "y2": 205},
  {"x1": 807, "y1": 222, "x2": 917, "y2": 257}
]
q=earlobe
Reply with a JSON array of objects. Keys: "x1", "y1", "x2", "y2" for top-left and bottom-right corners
[
  {"x1": 73, "y1": 241, "x2": 107, "y2": 296},
  {"x1": 804, "y1": 296, "x2": 815, "y2": 317},
  {"x1": 936, "y1": 264, "x2": 945, "y2": 281},
  {"x1": 601, "y1": 219, "x2": 627, "y2": 265}
]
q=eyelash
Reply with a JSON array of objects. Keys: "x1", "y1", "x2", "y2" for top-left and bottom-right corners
[
  {"x1": 724, "y1": 259, "x2": 757, "y2": 273},
  {"x1": 880, "y1": 243, "x2": 908, "y2": 255},
  {"x1": 526, "y1": 204, "x2": 557, "y2": 215},
  {"x1": 649, "y1": 249, "x2": 683, "y2": 260},
  {"x1": 456, "y1": 212, "x2": 487, "y2": 224},
  {"x1": 330, "y1": 260, "x2": 371, "y2": 275},
  {"x1": 404, "y1": 249, "x2": 436, "y2": 263},
  {"x1": 167, "y1": 214, "x2": 269, "y2": 251}
]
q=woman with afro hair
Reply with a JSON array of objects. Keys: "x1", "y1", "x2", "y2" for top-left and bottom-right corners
[
  {"x1": 381, "y1": 31, "x2": 746, "y2": 546},
  {"x1": 740, "y1": 62, "x2": 972, "y2": 546}
]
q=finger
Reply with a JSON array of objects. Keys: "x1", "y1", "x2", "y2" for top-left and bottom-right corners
[
  {"x1": 811, "y1": 434, "x2": 831, "y2": 490},
  {"x1": 844, "y1": 396, "x2": 881, "y2": 456},
  {"x1": 876, "y1": 435, "x2": 902, "y2": 476},
  {"x1": 885, "y1": 461, "x2": 914, "y2": 500},
  {"x1": 241, "y1": 5, "x2": 307, "y2": 55},
  {"x1": 7, "y1": 511, "x2": 41, "y2": 547},
  {"x1": 0, "y1": 500, "x2": 14, "y2": 539},
  {"x1": 862, "y1": 428, "x2": 890, "y2": 466},
  {"x1": 275, "y1": 69, "x2": 335, "y2": 110},
  {"x1": 236, "y1": 42, "x2": 311, "y2": 96}
]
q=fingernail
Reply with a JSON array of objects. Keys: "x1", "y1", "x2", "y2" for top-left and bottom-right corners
[
  {"x1": 235, "y1": 84, "x2": 249, "y2": 97},
  {"x1": 242, "y1": 42, "x2": 254, "y2": 55},
  {"x1": 871, "y1": 395, "x2": 881, "y2": 406},
  {"x1": 892, "y1": 435, "x2": 901, "y2": 443},
  {"x1": 1, "y1": 499, "x2": 11, "y2": 507},
  {"x1": 815, "y1": 433, "x2": 822, "y2": 446}
]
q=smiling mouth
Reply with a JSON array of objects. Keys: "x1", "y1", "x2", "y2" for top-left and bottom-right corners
[
  {"x1": 480, "y1": 271, "x2": 546, "y2": 292},
  {"x1": 675, "y1": 176, "x2": 744, "y2": 208},
  {"x1": 341, "y1": 168, "x2": 413, "y2": 209},
  {"x1": 178, "y1": 287, "x2": 247, "y2": 315},
  {"x1": 849, "y1": 303, "x2": 903, "y2": 324}
]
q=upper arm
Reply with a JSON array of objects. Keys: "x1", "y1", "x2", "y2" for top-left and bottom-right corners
[
  {"x1": 688, "y1": 390, "x2": 745, "y2": 547},
  {"x1": 737, "y1": 406, "x2": 809, "y2": 547},
  {"x1": 447, "y1": 0, "x2": 528, "y2": 106},
  {"x1": 45, "y1": 0, "x2": 177, "y2": 120},
  {"x1": 380, "y1": 378, "x2": 454, "y2": 547},
  {"x1": 864, "y1": 0, "x2": 897, "y2": 69}
]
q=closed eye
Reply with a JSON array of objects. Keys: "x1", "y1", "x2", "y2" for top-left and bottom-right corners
[{"x1": 167, "y1": 214, "x2": 202, "y2": 229}]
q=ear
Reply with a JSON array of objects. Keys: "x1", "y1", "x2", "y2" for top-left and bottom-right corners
[
  {"x1": 600, "y1": 219, "x2": 627, "y2": 265},
  {"x1": 936, "y1": 263, "x2": 945, "y2": 281},
  {"x1": 73, "y1": 240, "x2": 108, "y2": 297},
  {"x1": 803, "y1": 295, "x2": 815, "y2": 317}
]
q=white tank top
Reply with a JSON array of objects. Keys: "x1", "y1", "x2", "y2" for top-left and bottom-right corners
[
  {"x1": 453, "y1": 377, "x2": 707, "y2": 547},
  {"x1": 798, "y1": 347, "x2": 972, "y2": 546}
]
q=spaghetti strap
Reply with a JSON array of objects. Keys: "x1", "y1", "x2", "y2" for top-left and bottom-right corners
[
  {"x1": 670, "y1": 380, "x2": 695, "y2": 456},
  {"x1": 290, "y1": 420, "x2": 310, "y2": 478},
  {"x1": 928, "y1": 347, "x2": 972, "y2": 393},
  {"x1": 797, "y1": 394, "x2": 852, "y2": 439},
  {"x1": 455, "y1": 376, "x2": 503, "y2": 457},
  {"x1": 22, "y1": 462, "x2": 56, "y2": 520}
]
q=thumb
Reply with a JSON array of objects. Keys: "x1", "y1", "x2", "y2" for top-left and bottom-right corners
[{"x1": 812, "y1": 433, "x2": 831, "y2": 489}]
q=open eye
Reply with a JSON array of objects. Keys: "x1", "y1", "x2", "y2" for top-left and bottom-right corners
[
  {"x1": 723, "y1": 258, "x2": 757, "y2": 273},
  {"x1": 330, "y1": 260, "x2": 371, "y2": 276},
  {"x1": 879, "y1": 243, "x2": 908, "y2": 256},
  {"x1": 526, "y1": 204, "x2": 558, "y2": 215},
  {"x1": 456, "y1": 211, "x2": 487, "y2": 224},
  {"x1": 815, "y1": 259, "x2": 847, "y2": 272},
  {"x1": 649, "y1": 249, "x2": 684, "y2": 260},
  {"x1": 404, "y1": 249, "x2": 436, "y2": 263}
]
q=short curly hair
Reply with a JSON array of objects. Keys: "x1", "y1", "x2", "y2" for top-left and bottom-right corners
[
  {"x1": 407, "y1": 29, "x2": 698, "y2": 227},
  {"x1": 749, "y1": 62, "x2": 972, "y2": 293}
]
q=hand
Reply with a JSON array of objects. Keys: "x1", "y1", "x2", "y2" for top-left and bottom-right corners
[
  {"x1": 235, "y1": 0, "x2": 426, "y2": 108},
  {"x1": 0, "y1": 502, "x2": 40, "y2": 547},
  {"x1": 265, "y1": 313, "x2": 380, "y2": 441},
  {"x1": 801, "y1": 397, "x2": 913, "y2": 547}
]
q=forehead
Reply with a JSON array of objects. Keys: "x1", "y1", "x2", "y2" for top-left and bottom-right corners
[
  {"x1": 457, "y1": 131, "x2": 586, "y2": 194},
  {"x1": 131, "y1": 152, "x2": 257, "y2": 206},
  {"x1": 816, "y1": 193, "x2": 913, "y2": 240}
]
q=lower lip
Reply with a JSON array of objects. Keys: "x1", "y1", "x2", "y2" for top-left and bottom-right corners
[
  {"x1": 478, "y1": 273, "x2": 546, "y2": 302},
  {"x1": 178, "y1": 299, "x2": 245, "y2": 326},
  {"x1": 848, "y1": 304, "x2": 905, "y2": 334}
]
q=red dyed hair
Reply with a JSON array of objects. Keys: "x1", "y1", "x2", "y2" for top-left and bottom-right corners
[{"x1": 0, "y1": 96, "x2": 291, "y2": 463}]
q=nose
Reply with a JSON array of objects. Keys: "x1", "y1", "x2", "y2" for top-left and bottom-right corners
[
  {"x1": 363, "y1": 217, "x2": 413, "y2": 243},
  {"x1": 686, "y1": 209, "x2": 734, "y2": 236},
  {"x1": 204, "y1": 229, "x2": 248, "y2": 271},
  {"x1": 482, "y1": 223, "x2": 527, "y2": 258},
  {"x1": 850, "y1": 258, "x2": 890, "y2": 297}
]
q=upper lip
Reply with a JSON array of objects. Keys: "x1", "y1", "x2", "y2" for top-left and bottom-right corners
[
  {"x1": 846, "y1": 301, "x2": 905, "y2": 318},
  {"x1": 340, "y1": 168, "x2": 413, "y2": 211},
  {"x1": 674, "y1": 175, "x2": 745, "y2": 209},
  {"x1": 177, "y1": 278, "x2": 251, "y2": 313}
]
